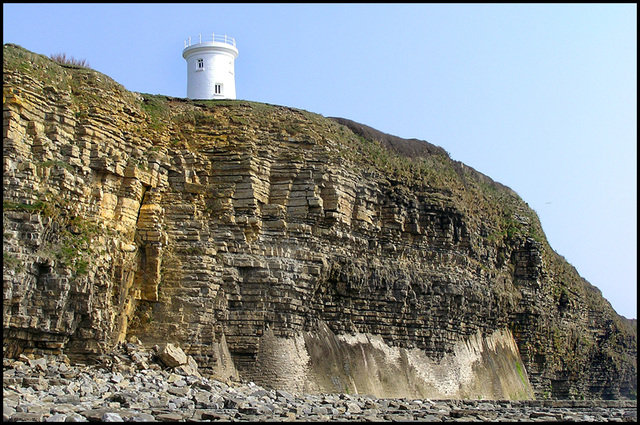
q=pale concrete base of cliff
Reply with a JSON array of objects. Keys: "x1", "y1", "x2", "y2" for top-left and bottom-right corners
[{"x1": 247, "y1": 322, "x2": 534, "y2": 400}]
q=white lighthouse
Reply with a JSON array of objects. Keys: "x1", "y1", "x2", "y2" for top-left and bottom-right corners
[{"x1": 182, "y1": 34, "x2": 238, "y2": 100}]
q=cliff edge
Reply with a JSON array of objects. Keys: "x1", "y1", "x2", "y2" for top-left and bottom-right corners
[{"x1": 3, "y1": 43, "x2": 636, "y2": 400}]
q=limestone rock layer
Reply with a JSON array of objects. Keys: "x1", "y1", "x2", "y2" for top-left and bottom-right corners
[{"x1": 3, "y1": 44, "x2": 636, "y2": 400}]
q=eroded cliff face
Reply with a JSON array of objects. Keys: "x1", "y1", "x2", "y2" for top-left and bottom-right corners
[{"x1": 3, "y1": 44, "x2": 636, "y2": 400}]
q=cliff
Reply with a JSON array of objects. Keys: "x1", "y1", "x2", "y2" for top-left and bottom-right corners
[{"x1": 3, "y1": 43, "x2": 636, "y2": 400}]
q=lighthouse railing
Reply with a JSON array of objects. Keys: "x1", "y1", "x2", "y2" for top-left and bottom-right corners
[{"x1": 184, "y1": 34, "x2": 236, "y2": 48}]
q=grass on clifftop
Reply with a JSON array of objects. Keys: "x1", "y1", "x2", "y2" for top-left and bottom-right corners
[{"x1": 3, "y1": 43, "x2": 136, "y2": 109}]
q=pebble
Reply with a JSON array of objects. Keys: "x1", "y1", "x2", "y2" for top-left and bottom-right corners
[{"x1": 3, "y1": 345, "x2": 637, "y2": 422}]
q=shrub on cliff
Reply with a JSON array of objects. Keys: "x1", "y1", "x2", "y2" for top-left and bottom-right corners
[{"x1": 50, "y1": 52, "x2": 90, "y2": 69}]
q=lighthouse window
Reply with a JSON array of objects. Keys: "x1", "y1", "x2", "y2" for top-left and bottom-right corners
[
  {"x1": 215, "y1": 84, "x2": 223, "y2": 95},
  {"x1": 196, "y1": 59, "x2": 204, "y2": 70}
]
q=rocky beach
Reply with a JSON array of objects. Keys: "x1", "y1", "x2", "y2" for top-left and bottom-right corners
[{"x1": 3, "y1": 343, "x2": 636, "y2": 422}]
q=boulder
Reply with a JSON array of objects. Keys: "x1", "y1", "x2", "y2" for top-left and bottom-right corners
[{"x1": 157, "y1": 343, "x2": 187, "y2": 368}]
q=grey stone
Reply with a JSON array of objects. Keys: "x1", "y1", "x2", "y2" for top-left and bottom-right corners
[
  {"x1": 3, "y1": 403, "x2": 17, "y2": 418},
  {"x1": 276, "y1": 389, "x2": 295, "y2": 402},
  {"x1": 206, "y1": 394, "x2": 226, "y2": 409},
  {"x1": 55, "y1": 395, "x2": 81, "y2": 405},
  {"x1": 22, "y1": 376, "x2": 49, "y2": 391},
  {"x1": 9, "y1": 412, "x2": 45, "y2": 421},
  {"x1": 312, "y1": 405, "x2": 331, "y2": 416},
  {"x1": 63, "y1": 412, "x2": 89, "y2": 422},
  {"x1": 167, "y1": 386, "x2": 189, "y2": 397},
  {"x1": 80, "y1": 409, "x2": 116, "y2": 421},
  {"x1": 346, "y1": 401, "x2": 362, "y2": 414},
  {"x1": 201, "y1": 410, "x2": 234, "y2": 420},
  {"x1": 28, "y1": 357, "x2": 49, "y2": 372},
  {"x1": 46, "y1": 413, "x2": 68, "y2": 422},
  {"x1": 129, "y1": 413, "x2": 157, "y2": 422},
  {"x1": 155, "y1": 412, "x2": 185, "y2": 422},
  {"x1": 224, "y1": 395, "x2": 244, "y2": 409},
  {"x1": 174, "y1": 355, "x2": 200, "y2": 377},
  {"x1": 101, "y1": 412, "x2": 124, "y2": 422},
  {"x1": 193, "y1": 390, "x2": 211, "y2": 404},
  {"x1": 157, "y1": 344, "x2": 187, "y2": 368},
  {"x1": 250, "y1": 389, "x2": 269, "y2": 398}
]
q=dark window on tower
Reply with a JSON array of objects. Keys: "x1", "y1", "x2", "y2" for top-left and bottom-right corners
[
  {"x1": 215, "y1": 84, "x2": 223, "y2": 95},
  {"x1": 196, "y1": 59, "x2": 204, "y2": 70}
]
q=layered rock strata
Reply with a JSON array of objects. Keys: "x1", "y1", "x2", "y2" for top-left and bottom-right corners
[{"x1": 3, "y1": 44, "x2": 636, "y2": 400}]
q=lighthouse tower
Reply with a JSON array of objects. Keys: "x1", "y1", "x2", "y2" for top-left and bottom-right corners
[{"x1": 182, "y1": 34, "x2": 238, "y2": 100}]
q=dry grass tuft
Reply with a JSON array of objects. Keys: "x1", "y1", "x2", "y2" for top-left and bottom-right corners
[{"x1": 50, "y1": 52, "x2": 90, "y2": 68}]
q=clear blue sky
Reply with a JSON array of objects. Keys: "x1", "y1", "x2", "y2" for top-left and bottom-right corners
[{"x1": 4, "y1": 3, "x2": 637, "y2": 319}]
